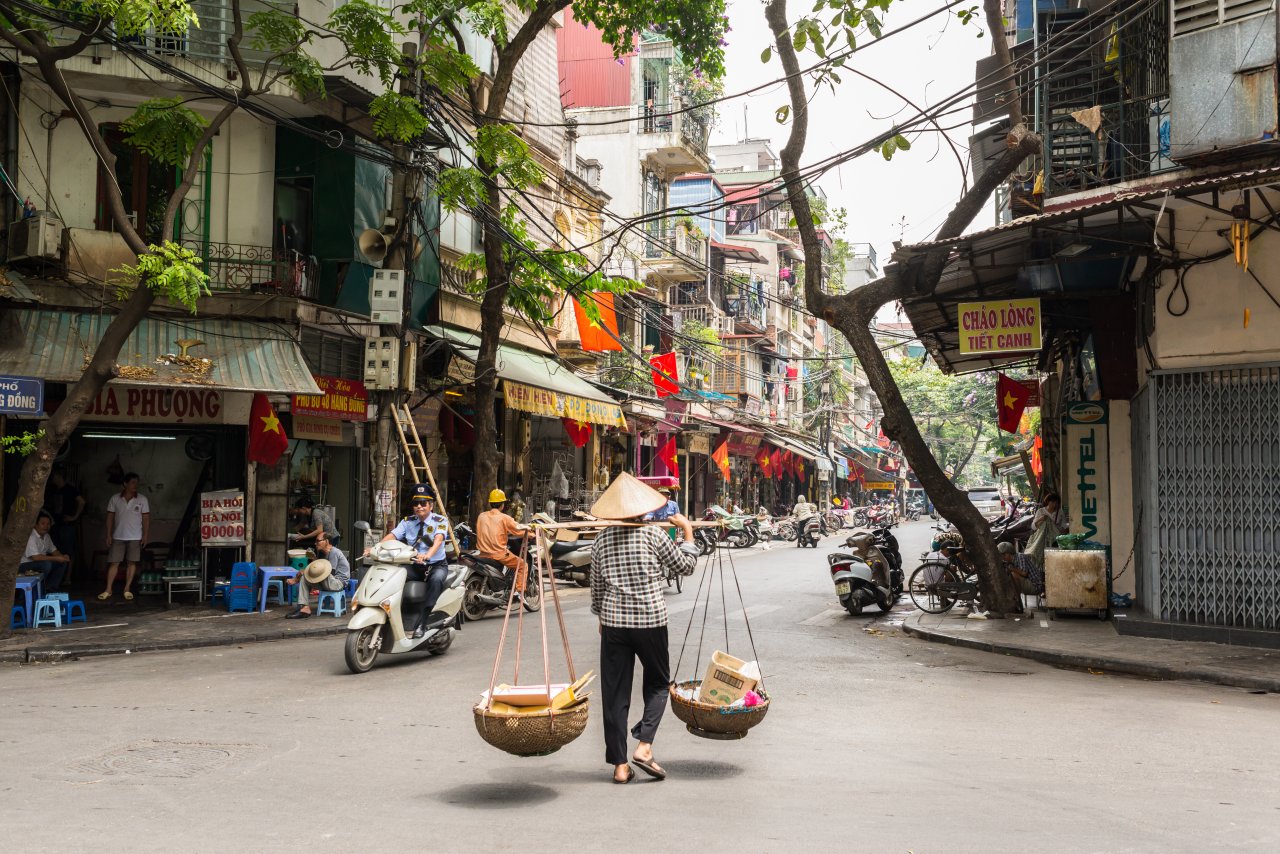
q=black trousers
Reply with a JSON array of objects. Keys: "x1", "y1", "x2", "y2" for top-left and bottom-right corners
[
  {"x1": 409, "y1": 562, "x2": 448, "y2": 630},
  {"x1": 599, "y1": 624, "x2": 670, "y2": 766}
]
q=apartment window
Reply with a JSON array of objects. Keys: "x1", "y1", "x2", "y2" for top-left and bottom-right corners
[
  {"x1": 727, "y1": 202, "x2": 759, "y2": 236},
  {"x1": 94, "y1": 125, "x2": 176, "y2": 245},
  {"x1": 1173, "y1": 0, "x2": 1274, "y2": 36}
]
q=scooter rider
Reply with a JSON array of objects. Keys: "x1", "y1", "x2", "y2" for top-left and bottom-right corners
[{"x1": 372, "y1": 484, "x2": 450, "y2": 639}]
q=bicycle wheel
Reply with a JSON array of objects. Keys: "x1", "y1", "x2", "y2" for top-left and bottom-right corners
[{"x1": 909, "y1": 562, "x2": 961, "y2": 614}]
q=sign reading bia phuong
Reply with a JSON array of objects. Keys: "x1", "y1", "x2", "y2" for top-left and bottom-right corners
[
  {"x1": 957, "y1": 299, "x2": 1042, "y2": 355},
  {"x1": 200, "y1": 489, "x2": 246, "y2": 547}
]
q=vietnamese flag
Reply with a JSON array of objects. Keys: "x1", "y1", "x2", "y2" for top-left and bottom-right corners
[
  {"x1": 781, "y1": 450, "x2": 794, "y2": 478},
  {"x1": 571, "y1": 292, "x2": 623, "y2": 352},
  {"x1": 770, "y1": 448, "x2": 782, "y2": 480},
  {"x1": 997, "y1": 373, "x2": 1032, "y2": 433},
  {"x1": 247, "y1": 393, "x2": 289, "y2": 465},
  {"x1": 658, "y1": 434, "x2": 679, "y2": 478},
  {"x1": 712, "y1": 439, "x2": 731, "y2": 482},
  {"x1": 650, "y1": 351, "x2": 680, "y2": 397},
  {"x1": 796, "y1": 459, "x2": 806, "y2": 482},
  {"x1": 754, "y1": 446, "x2": 772, "y2": 478},
  {"x1": 562, "y1": 418, "x2": 592, "y2": 448}
]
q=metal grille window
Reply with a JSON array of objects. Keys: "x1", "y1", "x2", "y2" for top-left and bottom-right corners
[
  {"x1": 1141, "y1": 366, "x2": 1280, "y2": 630},
  {"x1": 300, "y1": 327, "x2": 364, "y2": 381},
  {"x1": 1173, "y1": 0, "x2": 1275, "y2": 37}
]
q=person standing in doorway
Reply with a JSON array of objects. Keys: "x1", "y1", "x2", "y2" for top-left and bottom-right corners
[
  {"x1": 45, "y1": 466, "x2": 85, "y2": 581},
  {"x1": 99, "y1": 472, "x2": 150, "y2": 601},
  {"x1": 589, "y1": 473, "x2": 698, "y2": 784}
]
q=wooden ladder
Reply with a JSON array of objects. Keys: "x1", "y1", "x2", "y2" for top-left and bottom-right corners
[{"x1": 390, "y1": 402, "x2": 460, "y2": 556}]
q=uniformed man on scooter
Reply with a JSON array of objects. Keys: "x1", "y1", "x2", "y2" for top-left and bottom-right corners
[{"x1": 372, "y1": 484, "x2": 450, "y2": 638}]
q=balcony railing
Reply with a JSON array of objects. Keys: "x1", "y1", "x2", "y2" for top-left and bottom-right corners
[
  {"x1": 642, "y1": 225, "x2": 708, "y2": 268},
  {"x1": 640, "y1": 98, "x2": 710, "y2": 158},
  {"x1": 183, "y1": 240, "x2": 317, "y2": 298},
  {"x1": 118, "y1": 0, "x2": 280, "y2": 64}
]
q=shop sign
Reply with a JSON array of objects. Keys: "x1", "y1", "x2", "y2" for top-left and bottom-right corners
[
  {"x1": 957, "y1": 298, "x2": 1042, "y2": 356},
  {"x1": 200, "y1": 489, "x2": 246, "y2": 547},
  {"x1": 292, "y1": 375, "x2": 368, "y2": 422},
  {"x1": 84, "y1": 387, "x2": 230, "y2": 423},
  {"x1": 727, "y1": 433, "x2": 762, "y2": 456},
  {"x1": 1063, "y1": 401, "x2": 1110, "y2": 545},
  {"x1": 864, "y1": 481, "x2": 895, "y2": 490},
  {"x1": 293, "y1": 413, "x2": 345, "y2": 443},
  {"x1": 0, "y1": 375, "x2": 43, "y2": 416},
  {"x1": 685, "y1": 434, "x2": 710, "y2": 455},
  {"x1": 503, "y1": 379, "x2": 627, "y2": 428}
]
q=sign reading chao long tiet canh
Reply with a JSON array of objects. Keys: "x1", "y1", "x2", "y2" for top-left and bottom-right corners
[{"x1": 957, "y1": 299, "x2": 1042, "y2": 356}]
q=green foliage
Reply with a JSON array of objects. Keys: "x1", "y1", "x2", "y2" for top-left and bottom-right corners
[
  {"x1": 887, "y1": 357, "x2": 996, "y2": 485},
  {"x1": 370, "y1": 91, "x2": 430, "y2": 141},
  {"x1": 572, "y1": 0, "x2": 730, "y2": 81},
  {"x1": 118, "y1": 98, "x2": 208, "y2": 167},
  {"x1": 328, "y1": 0, "x2": 405, "y2": 87},
  {"x1": 110, "y1": 240, "x2": 211, "y2": 312},
  {"x1": 247, "y1": 10, "x2": 324, "y2": 97},
  {"x1": 1, "y1": 430, "x2": 43, "y2": 457},
  {"x1": 15, "y1": 0, "x2": 198, "y2": 39},
  {"x1": 878, "y1": 132, "x2": 911, "y2": 161}
]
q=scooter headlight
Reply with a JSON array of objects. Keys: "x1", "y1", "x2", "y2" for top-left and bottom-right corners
[{"x1": 380, "y1": 599, "x2": 394, "y2": 612}]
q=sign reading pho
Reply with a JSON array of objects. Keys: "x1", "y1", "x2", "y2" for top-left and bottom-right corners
[
  {"x1": 200, "y1": 489, "x2": 246, "y2": 547},
  {"x1": 957, "y1": 299, "x2": 1042, "y2": 356},
  {"x1": 1063, "y1": 402, "x2": 1109, "y2": 545},
  {"x1": 0, "y1": 375, "x2": 43, "y2": 416}
]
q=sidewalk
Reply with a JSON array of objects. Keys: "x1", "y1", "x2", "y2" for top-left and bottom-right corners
[
  {"x1": 1, "y1": 598, "x2": 348, "y2": 664},
  {"x1": 902, "y1": 608, "x2": 1280, "y2": 692}
]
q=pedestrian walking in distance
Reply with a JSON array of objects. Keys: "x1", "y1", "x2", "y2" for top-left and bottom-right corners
[{"x1": 588, "y1": 473, "x2": 698, "y2": 784}]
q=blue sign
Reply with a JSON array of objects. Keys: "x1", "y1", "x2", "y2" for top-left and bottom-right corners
[{"x1": 0, "y1": 375, "x2": 44, "y2": 416}]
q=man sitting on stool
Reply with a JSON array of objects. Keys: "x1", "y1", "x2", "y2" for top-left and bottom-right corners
[
  {"x1": 476, "y1": 488, "x2": 529, "y2": 583},
  {"x1": 21, "y1": 511, "x2": 71, "y2": 592},
  {"x1": 285, "y1": 532, "x2": 350, "y2": 618},
  {"x1": 998, "y1": 541, "x2": 1042, "y2": 612}
]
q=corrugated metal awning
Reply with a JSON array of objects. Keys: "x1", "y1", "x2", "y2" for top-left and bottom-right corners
[{"x1": 0, "y1": 310, "x2": 322, "y2": 394}]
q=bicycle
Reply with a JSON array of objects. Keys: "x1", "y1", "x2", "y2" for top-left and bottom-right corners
[{"x1": 907, "y1": 538, "x2": 982, "y2": 615}]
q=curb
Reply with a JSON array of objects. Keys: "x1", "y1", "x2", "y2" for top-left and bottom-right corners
[
  {"x1": 8, "y1": 622, "x2": 348, "y2": 664},
  {"x1": 901, "y1": 620, "x2": 1280, "y2": 693}
]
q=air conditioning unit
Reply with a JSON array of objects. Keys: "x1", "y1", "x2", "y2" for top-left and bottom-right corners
[
  {"x1": 364, "y1": 337, "x2": 400, "y2": 390},
  {"x1": 8, "y1": 213, "x2": 63, "y2": 262},
  {"x1": 785, "y1": 385, "x2": 797, "y2": 401}
]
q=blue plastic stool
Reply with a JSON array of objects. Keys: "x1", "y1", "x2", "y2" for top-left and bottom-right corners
[
  {"x1": 47, "y1": 592, "x2": 69, "y2": 602},
  {"x1": 10, "y1": 605, "x2": 26, "y2": 629},
  {"x1": 32, "y1": 598, "x2": 62, "y2": 628},
  {"x1": 61, "y1": 600, "x2": 87, "y2": 624},
  {"x1": 210, "y1": 581, "x2": 230, "y2": 605},
  {"x1": 346, "y1": 576, "x2": 359, "y2": 599},
  {"x1": 316, "y1": 590, "x2": 346, "y2": 617},
  {"x1": 267, "y1": 579, "x2": 297, "y2": 605}
]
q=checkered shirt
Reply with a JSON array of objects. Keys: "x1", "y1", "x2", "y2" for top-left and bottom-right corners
[
  {"x1": 590, "y1": 525, "x2": 697, "y2": 628},
  {"x1": 1013, "y1": 552, "x2": 1044, "y2": 590}
]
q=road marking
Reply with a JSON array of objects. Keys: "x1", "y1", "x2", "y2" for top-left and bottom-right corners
[
  {"x1": 799, "y1": 609, "x2": 847, "y2": 627},
  {"x1": 725, "y1": 604, "x2": 781, "y2": 622}
]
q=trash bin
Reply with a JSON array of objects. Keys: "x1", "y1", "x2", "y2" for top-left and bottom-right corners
[{"x1": 1043, "y1": 548, "x2": 1108, "y2": 619}]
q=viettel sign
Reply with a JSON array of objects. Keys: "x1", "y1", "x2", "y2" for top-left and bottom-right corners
[{"x1": 957, "y1": 299, "x2": 1042, "y2": 356}]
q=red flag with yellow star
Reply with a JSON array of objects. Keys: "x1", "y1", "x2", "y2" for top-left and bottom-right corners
[
  {"x1": 657, "y1": 434, "x2": 679, "y2": 478},
  {"x1": 754, "y1": 446, "x2": 772, "y2": 477},
  {"x1": 997, "y1": 373, "x2": 1032, "y2": 433},
  {"x1": 247, "y1": 393, "x2": 289, "y2": 465},
  {"x1": 571, "y1": 292, "x2": 623, "y2": 352},
  {"x1": 712, "y1": 439, "x2": 731, "y2": 482}
]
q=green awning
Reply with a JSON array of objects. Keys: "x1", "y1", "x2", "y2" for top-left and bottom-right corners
[{"x1": 0, "y1": 310, "x2": 322, "y2": 395}]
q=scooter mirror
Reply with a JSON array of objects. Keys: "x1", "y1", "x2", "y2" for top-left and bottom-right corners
[{"x1": 354, "y1": 520, "x2": 371, "y2": 532}]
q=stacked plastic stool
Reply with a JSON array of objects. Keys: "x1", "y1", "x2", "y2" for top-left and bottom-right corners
[
  {"x1": 316, "y1": 590, "x2": 346, "y2": 617},
  {"x1": 32, "y1": 598, "x2": 62, "y2": 628},
  {"x1": 227, "y1": 562, "x2": 258, "y2": 613},
  {"x1": 10, "y1": 605, "x2": 26, "y2": 629}
]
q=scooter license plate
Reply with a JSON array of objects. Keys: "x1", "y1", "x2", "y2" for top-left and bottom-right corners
[{"x1": 835, "y1": 581, "x2": 851, "y2": 596}]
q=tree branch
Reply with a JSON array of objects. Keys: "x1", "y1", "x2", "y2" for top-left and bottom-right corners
[
  {"x1": 983, "y1": 0, "x2": 1022, "y2": 128},
  {"x1": 162, "y1": 101, "x2": 237, "y2": 238},
  {"x1": 487, "y1": 0, "x2": 569, "y2": 121}
]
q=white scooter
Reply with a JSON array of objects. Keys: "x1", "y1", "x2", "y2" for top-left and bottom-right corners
[{"x1": 343, "y1": 529, "x2": 467, "y2": 674}]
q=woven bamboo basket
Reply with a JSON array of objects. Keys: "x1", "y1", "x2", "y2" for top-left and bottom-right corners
[
  {"x1": 668, "y1": 680, "x2": 769, "y2": 740},
  {"x1": 472, "y1": 699, "x2": 591, "y2": 757}
]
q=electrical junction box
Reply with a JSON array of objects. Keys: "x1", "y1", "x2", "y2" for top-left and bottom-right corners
[
  {"x1": 369, "y1": 269, "x2": 403, "y2": 324},
  {"x1": 364, "y1": 337, "x2": 400, "y2": 390}
]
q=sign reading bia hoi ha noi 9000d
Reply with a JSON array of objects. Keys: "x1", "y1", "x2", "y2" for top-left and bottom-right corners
[{"x1": 957, "y1": 299, "x2": 1042, "y2": 356}]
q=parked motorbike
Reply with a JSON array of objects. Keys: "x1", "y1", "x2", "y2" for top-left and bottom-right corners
[
  {"x1": 530, "y1": 513, "x2": 595, "y2": 587},
  {"x1": 344, "y1": 530, "x2": 465, "y2": 673},
  {"x1": 828, "y1": 527, "x2": 902, "y2": 615},
  {"x1": 704, "y1": 506, "x2": 758, "y2": 548}
]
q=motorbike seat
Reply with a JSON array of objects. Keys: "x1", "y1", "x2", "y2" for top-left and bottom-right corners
[
  {"x1": 550, "y1": 541, "x2": 587, "y2": 558},
  {"x1": 471, "y1": 555, "x2": 508, "y2": 570}
]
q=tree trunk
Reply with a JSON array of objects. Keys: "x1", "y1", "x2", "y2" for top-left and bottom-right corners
[
  {"x1": 763, "y1": 0, "x2": 1037, "y2": 613},
  {"x1": 469, "y1": 169, "x2": 510, "y2": 526},
  {"x1": 949, "y1": 419, "x2": 985, "y2": 484}
]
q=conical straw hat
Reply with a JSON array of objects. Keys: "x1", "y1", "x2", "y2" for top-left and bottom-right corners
[
  {"x1": 590, "y1": 472, "x2": 667, "y2": 521},
  {"x1": 303, "y1": 559, "x2": 333, "y2": 584}
]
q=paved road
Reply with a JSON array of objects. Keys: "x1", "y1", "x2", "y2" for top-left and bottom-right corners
[{"x1": 3, "y1": 521, "x2": 1277, "y2": 853}]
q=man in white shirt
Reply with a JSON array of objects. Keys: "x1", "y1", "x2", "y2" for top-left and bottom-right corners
[
  {"x1": 21, "y1": 511, "x2": 71, "y2": 591},
  {"x1": 99, "y1": 472, "x2": 150, "y2": 601}
]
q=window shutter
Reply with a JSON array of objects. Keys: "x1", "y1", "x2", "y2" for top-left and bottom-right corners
[{"x1": 1173, "y1": 0, "x2": 1274, "y2": 37}]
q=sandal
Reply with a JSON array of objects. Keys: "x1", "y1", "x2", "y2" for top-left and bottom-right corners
[
  {"x1": 631, "y1": 756, "x2": 667, "y2": 780},
  {"x1": 123, "y1": 592, "x2": 134, "y2": 601},
  {"x1": 97, "y1": 592, "x2": 111, "y2": 601},
  {"x1": 612, "y1": 767, "x2": 634, "y2": 784}
]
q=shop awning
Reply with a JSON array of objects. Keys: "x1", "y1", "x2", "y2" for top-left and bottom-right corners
[
  {"x1": 0, "y1": 309, "x2": 322, "y2": 394},
  {"x1": 435, "y1": 328, "x2": 626, "y2": 428},
  {"x1": 693, "y1": 415, "x2": 761, "y2": 434},
  {"x1": 711, "y1": 241, "x2": 767, "y2": 264},
  {"x1": 765, "y1": 432, "x2": 820, "y2": 461}
]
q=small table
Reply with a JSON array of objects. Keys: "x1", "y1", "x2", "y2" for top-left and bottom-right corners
[
  {"x1": 165, "y1": 575, "x2": 203, "y2": 605},
  {"x1": 15, "y1": 575, "x2": 43, "y2": 620},
  {"x1": 258, "y1": 567, "x2": 298, "y2": 612}
]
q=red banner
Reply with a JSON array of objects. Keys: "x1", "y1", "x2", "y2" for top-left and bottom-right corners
[{"x1": 293, "y1": 375, "x2": 368, "y2": 422}]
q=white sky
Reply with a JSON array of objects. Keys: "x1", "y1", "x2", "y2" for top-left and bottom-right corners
[{"x1": 711, "y1": 0, "x2": 995, "y2": 268}]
